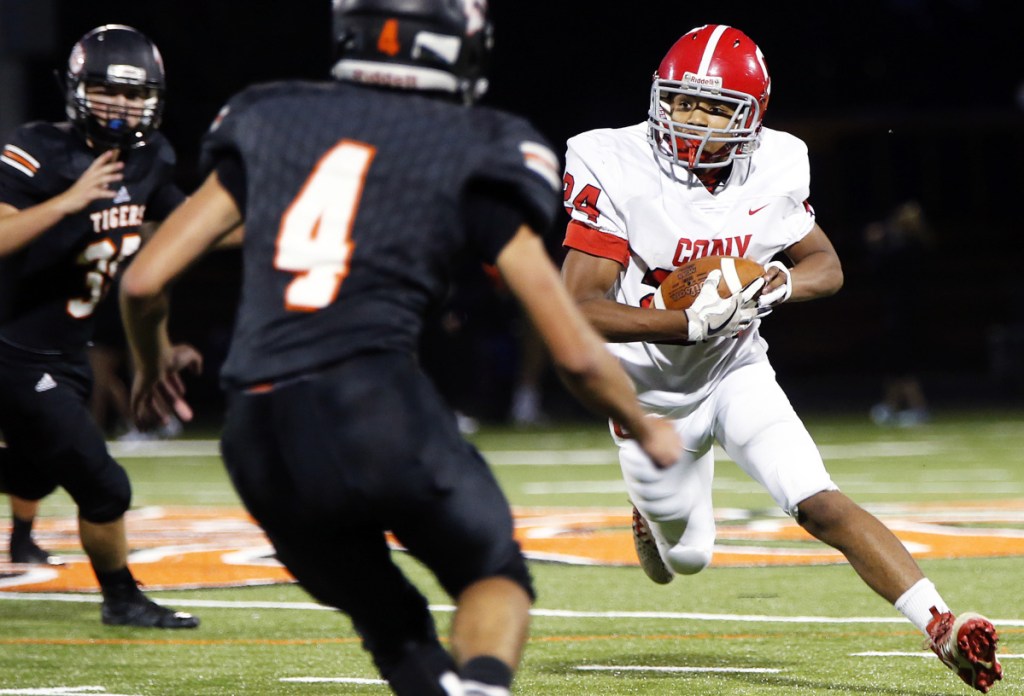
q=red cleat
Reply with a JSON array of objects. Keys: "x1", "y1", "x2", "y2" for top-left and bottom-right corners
[
  {"x1": 927, "y1": 607, "x2": 1003, "y2": 692},
  {"x1": 631, "y1": 506, "x2": 673, "y2": 585}
]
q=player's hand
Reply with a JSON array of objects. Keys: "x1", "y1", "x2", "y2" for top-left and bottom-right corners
[
  {"x1": 634, "y1": 415, "x2": 682, "y2": 469},
  {"x1": 130, "y1": 343, "x2": 203, "y2": 430},
  {"x1": 684, "y1": 270, "x2": 764, "y2": 342},
  {"x1": 53, "y1": 149, "x2": 124, "y2": 215},
  {"x1": 756, "y1": 261, "x2": 792, "y2": 316}
]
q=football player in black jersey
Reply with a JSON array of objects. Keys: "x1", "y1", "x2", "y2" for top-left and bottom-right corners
[
  {"x1": 0, "y1": 25, "x2": 198, "y2": 628},
  {"x1": 121, "y1": 1, "x2": 684, "y2": 693}
]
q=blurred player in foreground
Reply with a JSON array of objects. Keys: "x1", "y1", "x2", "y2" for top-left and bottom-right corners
[
  {"x1": 560, "y1": 24, "x2": 1000, "y2": 692},
  {"x1": 0, "y1": 25, "x2": 198, "y2": 627},
  {"x1": 120, "y1": 1, "x2": 682, "y2": 693}
]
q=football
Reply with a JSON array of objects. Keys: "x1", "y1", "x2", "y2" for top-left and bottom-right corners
[{"x1": 656, "y1": 255, "x2": 765, "y2": 310}]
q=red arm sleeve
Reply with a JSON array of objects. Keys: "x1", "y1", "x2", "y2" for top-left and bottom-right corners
[{"x1": 562, "y1": 219, "x2": 630, "y2": 267}]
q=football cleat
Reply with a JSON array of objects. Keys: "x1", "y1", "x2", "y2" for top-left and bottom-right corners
[
  {"x1": 631, "y1": 506, "x2": 674, "y2": 585},
  {"x1": 102, "y1": 594, "x2": 199, "y2": 629},
  {"x1": 10, "y1": 538, "x2": 64, "y2": 566},
  {"x1": 926, "y1": 607, "x2": 1002, "y2": 693}
]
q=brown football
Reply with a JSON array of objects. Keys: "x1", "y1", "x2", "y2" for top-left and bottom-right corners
[{"x1": 657, "y1": 256, "x2": 766, "y2": 310}]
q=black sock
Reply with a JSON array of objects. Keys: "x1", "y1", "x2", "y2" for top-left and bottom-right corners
[
  {"x1": 94, "y1": 567, "x2": 139, "y2": 600},
  {"x1": 384, "y1": 642, "x2": 457, "y2": 696},
  {"x1": 10, "y1": 516, "x2": 33, "y2": 545},
  {"x1": 462, "y1": 656, "x2": 512, "y2": 690}
]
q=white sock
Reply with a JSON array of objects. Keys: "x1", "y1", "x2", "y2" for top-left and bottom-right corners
[
  {"x1": 894, "y1": 578, "x2": 950, "y2": 634},
  {"x1": 440, "y1": 671, "x2": 464, "y2": 695}
]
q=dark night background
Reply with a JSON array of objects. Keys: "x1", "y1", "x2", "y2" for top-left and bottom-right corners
[{"x1": 2, "y1": 0, "x2": 1022, "y2": 424}]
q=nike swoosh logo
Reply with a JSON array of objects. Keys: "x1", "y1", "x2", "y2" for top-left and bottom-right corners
[
  {"x1": 707, "y1": 306, "x2": 737, "y2": 335},
  {"x1": 748, "y1": 204, "x2": 769, "y2": 215}
]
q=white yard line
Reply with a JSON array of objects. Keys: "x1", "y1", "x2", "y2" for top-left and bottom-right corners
[
  {"x1": 577, "y1": 665, "x2": 781, "y2": 674},
  {"x1": 279, "y1": 677, "x2": 386, "y2": 684},
  {"x1": 0, "y1": 688, "x2": 142, "y2": 696},
  {"x1": 851, "y1": 651, "x2": 1023, "y2": 658},
  {"x1": 522, "y1": 478, "x2": 1024, "y2": 495},
  {"x1": 106, "y1": 440, "x2": 945, "y2": 464},
  {"x1": 2, "y1": 592, "x2": 1021, "y2": 627}
]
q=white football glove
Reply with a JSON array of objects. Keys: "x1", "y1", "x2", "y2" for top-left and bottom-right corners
[
  {"x1": 756, "y1": 261, "x2": 792, "y2": 316},
  {"x1": 683, "y1": 270, "x2": 765, "y2": 342}
]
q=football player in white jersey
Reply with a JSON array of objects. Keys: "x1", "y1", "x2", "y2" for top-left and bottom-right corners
[{"x1": 560, "y1": 24, "x2": 1001, "y2": 693}]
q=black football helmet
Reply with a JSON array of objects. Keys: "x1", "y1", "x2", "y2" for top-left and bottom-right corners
[
  {"x1": 64, "y1": 25, "x2": 166, "y2": 150},
  {"x1": 331, "y1": 0, "x2": 492, "y2": 104}
]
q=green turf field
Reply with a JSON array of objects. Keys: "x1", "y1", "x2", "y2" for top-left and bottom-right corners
[{"x1": 1, "y1": 410, "x2": 1021, "y2": 694}]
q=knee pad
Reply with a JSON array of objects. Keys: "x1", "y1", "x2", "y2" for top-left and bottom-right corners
[
  {"x1": 0, "y1": 447, "x2": 58, "y2": 500},
  {"x1": 666, "y1": 545, "x2": 713, "y2": 575},
  {"x1": 441, "y1": 541, "x2": 535, "y2": 602},
  {"x1": 12, "y1": 479, "x2": 59, "y2": 502},
  {"x1": 77, "y1": 459, "x2": 131, "y2": 524},
  {"x1": 479, "y1": 544, "x2": 536, "y2": 601},
  {"x1": 490, "y1": 546, "x2": 535, "y2": 601}
]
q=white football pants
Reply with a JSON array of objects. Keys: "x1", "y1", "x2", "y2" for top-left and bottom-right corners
[{"x1": 615, "y1": 360, "x2": 837, "y2": 575}]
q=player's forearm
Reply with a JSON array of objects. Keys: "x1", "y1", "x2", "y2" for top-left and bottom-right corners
[
  {"x1": 554, "y1": 343, "x2": 652, "y2": 435},
  {"x1": 119, "y1": 288, "x2": 173, "y2": 380},
  {"x1": 499, "y1": 227, "x2": 661, "y2": 428},
  {"x1": 536, "y1": 287, "x2": 653, "y2": 431},
  {"x1": 787, "y1": 250, "x2": 843, "y2": 302},
  {"x1": 0, "y1": 197, "x2": 78, "y2": 257},
  {"x1": 576, "y1": 296, "x2": 691, "y2": 343}
]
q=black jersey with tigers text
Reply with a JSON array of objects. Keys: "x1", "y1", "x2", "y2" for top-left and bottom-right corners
[
  {"x1": 201, "y1": 81, "x2": 561, "y2": 389},
  {"x1": 0, "y1": 121, "x2": 184, "y2": 353}
]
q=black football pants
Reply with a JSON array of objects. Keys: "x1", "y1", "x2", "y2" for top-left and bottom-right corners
[
  {"x1": 220, "y1": 351, "x2": 533, "y2": 680},
  {"x1": 0, "y1": 341, "x2": 131, "y2": 522}
]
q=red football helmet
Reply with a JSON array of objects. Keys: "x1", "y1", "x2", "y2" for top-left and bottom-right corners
[{"x1": 647, "y1": 25, "x2": 770, "y2": 169}]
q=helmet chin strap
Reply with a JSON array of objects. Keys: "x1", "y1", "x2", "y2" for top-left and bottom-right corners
[
  {"x1": 672, "y1": 133, "x2": 719, "y2": 170},
  {"x1": 686, "y1": 142, "x2": 700, "y2": 169}
]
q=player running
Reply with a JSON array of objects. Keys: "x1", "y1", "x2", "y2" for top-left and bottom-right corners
[
  {"x1": 560, "y1": 24, "x2": 1001, "y2": 692},
  {"x1": 118, "y1": 1, "x2": 681, "y2": 693}
]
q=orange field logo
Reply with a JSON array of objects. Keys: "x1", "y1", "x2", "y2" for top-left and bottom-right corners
[{"x1": 2, "y1": 502, "x2": 1024, "y2": 592}]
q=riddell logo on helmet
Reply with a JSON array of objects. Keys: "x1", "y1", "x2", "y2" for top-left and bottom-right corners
[
  {"x1": 682, "y1": 72, "x2": 723, "y2": 90},
  {"x1": 107, "y1": 64, "x2": 147, "y2": 81},
  {"x1": 352, "y1": 68, "x2": 417, "y2": 88}
]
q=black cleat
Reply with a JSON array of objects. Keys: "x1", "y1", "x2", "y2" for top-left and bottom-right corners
[
  {"x1": 101, "y1": 594, "x2": 199, "y2": 629},
  {"x1": 10, "y1": 538, "x2": 64, "y2": 566}
]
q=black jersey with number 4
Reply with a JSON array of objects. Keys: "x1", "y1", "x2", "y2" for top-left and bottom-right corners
[
  {"x1": 202, "y1": 81, "x2": 562, "y2": 389},
  {"x1": 0, "y1": 122, "x2": 184, "y2": 354}
]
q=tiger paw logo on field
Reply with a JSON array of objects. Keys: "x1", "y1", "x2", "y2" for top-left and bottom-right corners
[{"x1": 2, "y1": 503, "x2": 1023, "y2": 592}]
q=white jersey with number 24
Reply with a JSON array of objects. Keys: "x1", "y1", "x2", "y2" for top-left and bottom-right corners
[{"x1": 562, "y1": 122, "x2": 816, "y2": 414}]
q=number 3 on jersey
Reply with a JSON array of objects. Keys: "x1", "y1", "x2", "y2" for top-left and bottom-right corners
[
  {"x1": 275, "y1": 140, "x2": 376, "y2": 311},
  {"x1": 68, "y1": 234, "x2": 142, "y2": 319}
]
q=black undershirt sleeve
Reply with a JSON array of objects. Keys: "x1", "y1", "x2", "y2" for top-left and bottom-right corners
[
  {"x1": 462, "y1": 181, "x2": 538, "y2": 264},
  {"x1": 213, "y1": 151, "x2": 247, "y2": 214}
]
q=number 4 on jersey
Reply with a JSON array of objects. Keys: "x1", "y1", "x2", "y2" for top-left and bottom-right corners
[{"x1": 275, "y1": 140, "x2": 376, "y2": 311}]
